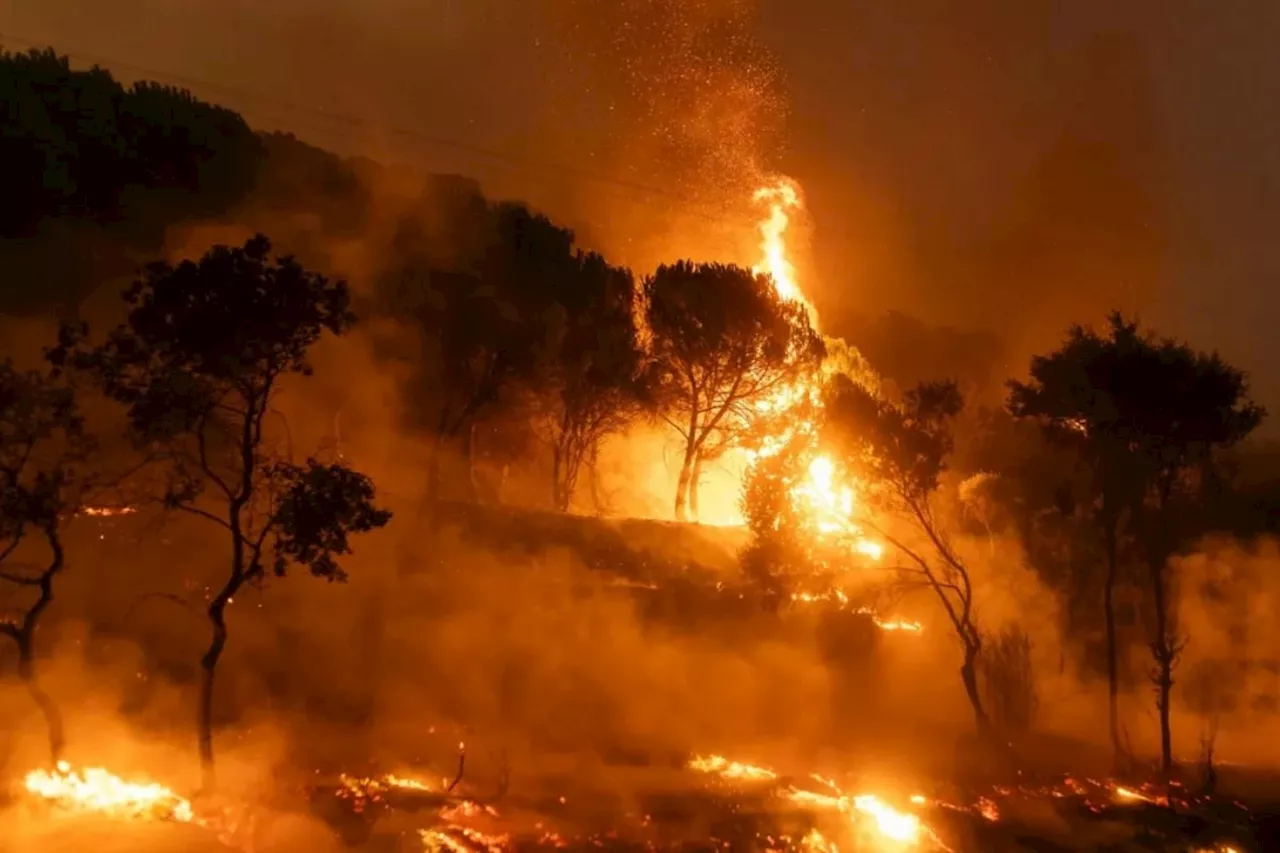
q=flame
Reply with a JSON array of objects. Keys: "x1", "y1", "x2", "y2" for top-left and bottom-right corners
[
  {"x1": 687, "y1": 753, "x2": 778, "y2": 782},
  {"x1": 24, "y1": 761, "x2": 194, "y2": 823},
  {"x1": 853, "y1": 794, "x2": 922, "y2": 844},
  {"x1": 752, "y1": 179, "x2": 809, "y2": 316},
  {"x1": 79, "y1": 505, "x2": 137, "y2": 517},
  {"x1": 335, "y1": 771, "x2": 439, "y2": 812},
  {"x1": 690, "y1": 755, "x2": 935, "y2": 850},
  {"x1": 734, "y1": 177, "x2": 886, "y2": 567},
  {"x1": 789, "y1": 590, "x2": 923, "y2": 635}
]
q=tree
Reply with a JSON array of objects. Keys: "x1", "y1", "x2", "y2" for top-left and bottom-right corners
[
  {"x1": 0, "y1": 48, "x2": 263, "y2": 314},
  {"x1": 824, "y1": 376, "x2": 989, "y2": 734},
  {"x1": 1009, "y1": 313, "x2": 1263, "y2": 775},
  {"x1": 65, "y1": 234, "x2": 391, "y2": 789},
  {"x1": 0, "y1": 361, "x2": 84, "y2": 763},
  {"x1": 646, "y1": 261, "x2": 823, "y2": 521},
  {"x1": 383, "y1": 204, "x2": 578, "y2": 504},
  {"x1": 535, "y1": 252, "x2": 648, "y2": 512},
  {"x1": 1008, "y1": 316, "x2": 1149, "y2": 763}
]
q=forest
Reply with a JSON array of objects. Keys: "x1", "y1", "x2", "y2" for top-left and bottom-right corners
[{"x1": 1, "y1": 46, "x2": 1279, "y2": 853}]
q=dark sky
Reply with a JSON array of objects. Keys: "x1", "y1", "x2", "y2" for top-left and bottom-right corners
[{"x1": 7, "y1": 0, "x2": 1279, "y2": 417}]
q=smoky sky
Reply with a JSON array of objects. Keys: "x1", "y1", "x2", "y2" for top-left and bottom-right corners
[{"x1": 7, "y1": 0, "x2": 1280, "y2": 420}]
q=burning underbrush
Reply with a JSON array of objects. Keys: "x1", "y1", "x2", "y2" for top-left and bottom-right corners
[{"x1": 8, "y1": 749, "x2": 1261, "y2": 852}]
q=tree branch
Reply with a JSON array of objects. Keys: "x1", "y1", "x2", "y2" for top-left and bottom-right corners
[
  {"x1": 0, "y1": 528, "x2": 27, "y2": 567},
  {"x1": 174, "y1": 502, "x2": 233, "y2": 532}
]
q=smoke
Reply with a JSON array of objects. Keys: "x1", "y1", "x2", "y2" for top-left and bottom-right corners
[{"x1": 1171, "y1": 537, "x2": 1280, "y2": 766}]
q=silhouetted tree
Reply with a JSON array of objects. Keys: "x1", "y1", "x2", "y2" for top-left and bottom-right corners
[
  {"x1": 646, "y1": 262, "x2": 823, "y2": 521},
  {"x1": 1010, "y1": 314, "x2": 1263, "y2": 775},
  {"x1": 65, "y1": 235, "x2": 391, "y2": 789},
  {"x1": 0, "y1": 48, "x2": 263, "y2": 312},
  {"x1": 385, "y1": 204, "x2": 580, "y2": 503},
  {"x1": 825, "y1": 376, "x2": 989, "y2": 734},
  {"x1": 534, "y1": 252, "x2": 648, "y2": 512},
  {"x1": 0, "y1": 48, "x2": 261, "y2": 235},
  {"x1": 1009, "y1": 316, "x2": 1149, "y2": 764},
  {"x1": 0, "y1": 360, "x2": 85, "y2": 763}
]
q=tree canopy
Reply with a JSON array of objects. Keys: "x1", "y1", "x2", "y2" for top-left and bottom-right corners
[{"x1": 646, "y1": 261, "x2": 824, "y2": 520}]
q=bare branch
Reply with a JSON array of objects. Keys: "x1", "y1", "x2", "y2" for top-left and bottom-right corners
[
  {"x1": 0, "y1": 528, "x2": 27, "y2": 566},
  {"x1": 174, "y1": 502, "x2": 233, "y2": 532}
]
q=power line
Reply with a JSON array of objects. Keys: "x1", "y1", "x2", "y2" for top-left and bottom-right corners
[{"x1": 0, "y1": 30, "x2": 767, "y2": 230}]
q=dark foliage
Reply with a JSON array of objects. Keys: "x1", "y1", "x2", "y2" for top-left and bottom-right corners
[
  {"x1": 0, "y1": 48, "x2": 261, "y2": 236},
  {"x1": 1010, "y1": 312, "x2": 1264, "y2": 774}
]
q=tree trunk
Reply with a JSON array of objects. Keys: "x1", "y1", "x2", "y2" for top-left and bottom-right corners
[
  {"x1": 9, "y1": 524, "x2": 67, "y2": 764},
  {"x1": 689, "y1": 454, "x2": 703, "y2": 521},
  {"x1": 674, "y1": 453, "x2": 694, "y2": 521},
  {"x1": 588, "y1": 441, "x2": 603, "y2": 515},
  {"x1": 551, "y1": 444, "x2": 566, "y2": 511},
  {"x1": 674, "y1": 405, "x2": 699, "y2": 521},
  {"x1": 17, "y1": 636, "x2": 64, "y2": 764},
  {"x1": 200, "y1": 563, "x2": 245, "y2": 792},
  {"x1": 960, "y1": 642, "x2": 990, "y2": 736},
  {"x1": 1103, "y1": 521, "x2": 1123, "y2": 767},
  {"x1": 1150, "y1": 561, "x2": 1175, "y2": 779}
]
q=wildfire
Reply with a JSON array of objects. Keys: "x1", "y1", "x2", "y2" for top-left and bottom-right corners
[
  {"x1": 688, "y1": 753, "x2": 778, "y2": 782},
  {"x1": 689, "y1": 755, "x2": 938, "y2": 850},
  {"x1": 789, "y1": 589, "x2": 923, "y2": 634},
  {"x1": 335, "y1": 771, "x2": 441, "y2": 812},
  {"x1": 79, "y1": 505, "x2": 137, "y2": 517},
  {"x1": 741, "y1": 177, "x2": 886, "y2": 565},
  {"x1": 24, "y1": 761, "x2": 194, "y2": 823},
  {"x1": 853, "y1": 794, "x2": 922, "y2": 843},
  {"x1": 752, "y1": 179, "x2": 809, "y2": 316}
]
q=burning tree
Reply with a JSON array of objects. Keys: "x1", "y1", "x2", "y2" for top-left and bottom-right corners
[
  {"x1": 67, "y1": 234, "x2": 392, "y2": 789},
  {"x1": 0, "y1": 359, "x2": 85, "y2": 763},
  {"x1": 824, "y1": 375, "x2": 990, "y2": 733},
  {"x1": 1010, "y1": 313, "x2": 1263, "y2": 775},
  {"x1": 645, "y1": 261, "x2": 823, "y2": 521}
]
